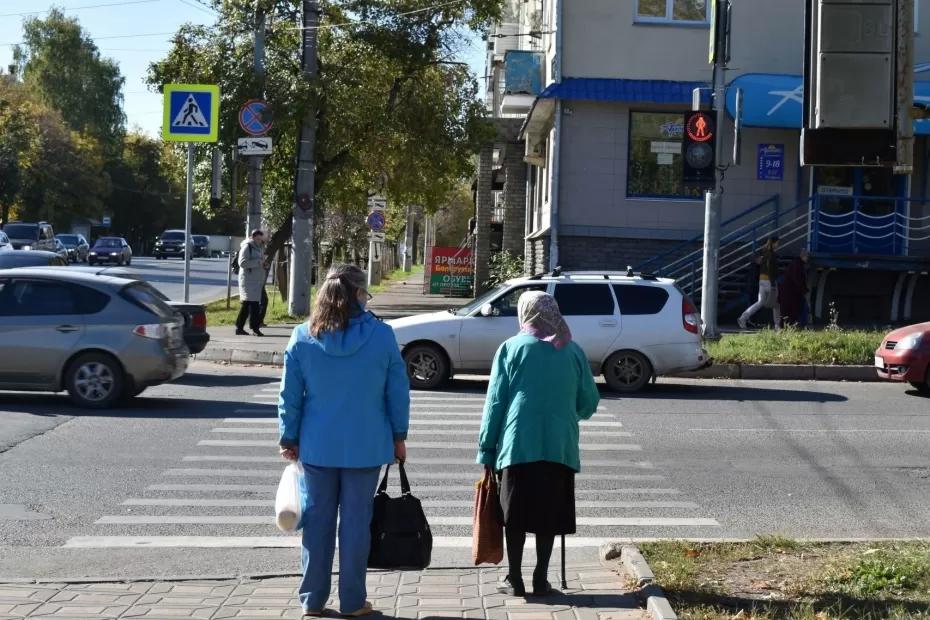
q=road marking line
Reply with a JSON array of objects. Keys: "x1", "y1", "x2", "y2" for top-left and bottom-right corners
[
  {"x1": 233, "y1": 408, "x2": 273, "y2": 414},
  {"x1": 146, "y1": 484, "x2": 679, "y2": 495},
  {"x1": 119, "y1": 498, "x2": 698, "y2": 509},
  {"x1": 123, "y1": 499, "x2": 270, "y2": 507},
  {"x1": 198, "y1": 439, "x2": 641, "y2": 450},
  {"x1": 688, "y1": 428, "x2": 930, "y2": 433},
  {"x1": 183, "y1": 455, "x2": 283, "y2": 463},
  {"x1": 182, "y1": 455, "x2": 651, "y2": 468},
  {"x1": 210, "y1": 428, "x2": 632, "y2": 439},
  {"x1": 221, "y1": 418, "x2": 624, "y2": 428},
  {"x1": 62, "y1": 536, "x2": 620, "y2": 549},
  {"x1": 163, "y1": 469, "x2": 660, "y2": 481},
  {"x1": 94, "y1": 515, "x2": 718, "y2": 526}
]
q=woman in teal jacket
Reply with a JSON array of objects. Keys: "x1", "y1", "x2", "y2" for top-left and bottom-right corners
[
  {"x1": 278, "y1": 264, "x2": 409, "y2": 618},
  {"x1": 477, "y1": 291, "x2": 600, "y2": 597}
]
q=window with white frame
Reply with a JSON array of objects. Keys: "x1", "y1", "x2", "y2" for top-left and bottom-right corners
[{"x1": 636, "y1": 0, "x2": 709, "y2": 24}]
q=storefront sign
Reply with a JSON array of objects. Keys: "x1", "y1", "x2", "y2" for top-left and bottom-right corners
[
  {"x1": 650, "y1": 141, "x2": 681, "y2": 155},
  {"x1": 757, "y1": 144, "x2": 784, "y2": 181},
  {"x1": 425, "y1": 247, "x2": 474, "y2": 296},
  {"x1": 817, "y1": 185, "x2": 854, "y2": 196}
]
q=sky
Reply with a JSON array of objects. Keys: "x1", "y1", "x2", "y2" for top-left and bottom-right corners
[{"x1": 0, "y1": 0, "x2": 487, "y2": 137}]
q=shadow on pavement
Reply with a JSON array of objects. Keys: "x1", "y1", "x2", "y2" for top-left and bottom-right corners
[
  {"x1": 173, "y1": 372, "x2": 276, "y2": 388},
  {"x1": 608, "y1": 382, "x2": 848, "y2": 403},
  {"x1": 0, "y1": 393, "x2": 274, "y2": 419}
]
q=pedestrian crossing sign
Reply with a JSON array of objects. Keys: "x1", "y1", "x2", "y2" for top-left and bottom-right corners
[{"x1": 162, "y1": 83, "x2": 220, "y2": 142}]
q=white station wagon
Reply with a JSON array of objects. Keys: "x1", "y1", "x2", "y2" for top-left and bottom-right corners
[{"x1": 387, "y1": 270, "x2": 711, "y2": 392}]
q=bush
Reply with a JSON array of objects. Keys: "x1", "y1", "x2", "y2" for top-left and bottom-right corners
[{"x1": 484, "y1": 250, "x2": 524, "y2": 288}]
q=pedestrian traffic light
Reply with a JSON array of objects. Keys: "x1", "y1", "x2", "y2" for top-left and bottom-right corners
[{"x1": 682, "y1": 111, "x2": 716, "y2": 190}]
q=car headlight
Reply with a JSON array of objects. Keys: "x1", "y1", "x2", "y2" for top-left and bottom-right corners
[
  {"x1": 22, "y1": 245, "x2": 32, "y2": 251},
  {"x1": 89, "y1": 251, "x2": 97, "y2": 255},
  {"x1": 895, "y1": 334, "x2": 923, "y2": 350}
]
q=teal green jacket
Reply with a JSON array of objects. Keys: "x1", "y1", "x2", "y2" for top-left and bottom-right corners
[{"x1": 476, "y1": 334, "x2": 600, "y2": 472}]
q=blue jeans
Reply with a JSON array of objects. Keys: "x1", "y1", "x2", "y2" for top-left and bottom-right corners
[{"x1": 299, "y1": 465, "x2": 381, "y2": 614}]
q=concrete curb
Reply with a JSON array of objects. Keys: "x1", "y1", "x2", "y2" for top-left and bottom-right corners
[
  {"x1": 602, "y1": 544, "x2": 677, "y2": 620},
  {"x1": 643, "y1": 584, "x2": 678, "y2": 620},
  {"x1": 197, "y1": 347, "x2": 881, "y2": 383},
  {"x1": 674, "y1": 363, "x2": 879, "y2": 382},
  {"x1": 620, "y1": 546, "x2": 654, "y2": 587}
]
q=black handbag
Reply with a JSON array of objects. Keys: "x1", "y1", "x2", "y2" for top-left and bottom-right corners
[{"x1": 368, "y1": 462, "x2": 432, "y2": 570}]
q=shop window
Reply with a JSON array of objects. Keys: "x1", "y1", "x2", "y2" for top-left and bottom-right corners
[
  {"x1": 627, "y1": 111, "x2": 703, "y2": 200},
  {"x1": 636, "y1": 0, "x2": 709, "y2": 25}
]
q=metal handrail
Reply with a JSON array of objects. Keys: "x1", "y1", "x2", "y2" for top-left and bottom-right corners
[{"x1": 637, "y1": 194, "x2": 781, "y2": 273}]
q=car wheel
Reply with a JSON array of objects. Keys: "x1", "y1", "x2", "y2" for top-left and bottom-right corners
[
  {"x1": 64, "y1": 352, "x2": 124, "y2": 409},
  {"x1": 603, "y1": 350, "x2": 652, "y2": 393},
  {"x1": 126, "y1": 257, "x2": 131, "y2": 266},
  {"x1": 403, "y1": 344, "x2": 449, "y2": 390}
]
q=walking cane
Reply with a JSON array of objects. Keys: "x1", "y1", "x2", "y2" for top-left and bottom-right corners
[{"x1": 560, "y1": 534, "x2": 567, "y2": 590}]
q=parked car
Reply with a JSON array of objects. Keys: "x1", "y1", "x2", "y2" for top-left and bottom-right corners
[
  {"x1": 0, "y1": 269, "x2": 189, "y2": 407},
  {"x1": 48, "y1": 265, "x2": 210, "y2": 354},
  {"x1": 0, "y1": 231, "x2": 11, "y2": 253},
  {"x1": 192, "y1": 235, "x2": 210, "y2": 258},
  {"x1": 89, "y1": 237, "x2": 132, "y2": 265},
  {"x1": 0, "y1": 251, "x2": 69, "y2": 269},
  {"x1": 875, "y1": 322, "x2": 930, "y2": 394},
  {"x1": 56, "y1": 234, "x2": 90, "y2": 263},
  {"x1": 1, "y1": 221, "x2": 56, "y2": 252},
  {"x1": 154, "y1": 230, "x2": 189, "y2": 259},
  {"x1": 387, "y1": 270, "x2": 711, "y2": 392}
]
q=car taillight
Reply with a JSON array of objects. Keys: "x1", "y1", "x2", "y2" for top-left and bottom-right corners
[
  {"x1": 133, "y1": 324, "x2": 168, "y2": 339},
  {"x1": 191, "y1": 311, "x2": 207, "y2": 329},
  {"x1": 682, "y1": 297, "x2": 700, "y2": 334}
]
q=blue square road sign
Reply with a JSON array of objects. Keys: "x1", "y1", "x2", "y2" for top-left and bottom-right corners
[{"x1": 162, "y1": 84, "x2": 220, "y2": 142}]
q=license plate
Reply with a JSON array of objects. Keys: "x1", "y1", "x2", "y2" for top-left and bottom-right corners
[{"x1": 874, "y1": 356, "x2": 884, "y2": 369}]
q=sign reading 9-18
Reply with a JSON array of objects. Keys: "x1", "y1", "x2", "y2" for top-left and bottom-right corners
[{"x1": 682, "y1": 111, "x2": 716, "y2": 190}]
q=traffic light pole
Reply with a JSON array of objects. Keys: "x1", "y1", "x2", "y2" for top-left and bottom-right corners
[{"x1": 699, "y1": 11, "x2": 729, "y2": 340}]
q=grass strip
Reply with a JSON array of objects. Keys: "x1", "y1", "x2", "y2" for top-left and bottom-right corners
[
  {"x1": 707, "y1": 328, "x2": 884, "y2": 366},
  {"x1": 638, "y1": 537, "x2": 930, "y2": 620}
]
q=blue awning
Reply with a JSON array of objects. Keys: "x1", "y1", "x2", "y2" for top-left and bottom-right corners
[
  {"x1": 539, "y1": 77, "x2": 709, "y2": 105},
  {"x1": 726, "y1": 73, "x2": 930, "y2": 135}
]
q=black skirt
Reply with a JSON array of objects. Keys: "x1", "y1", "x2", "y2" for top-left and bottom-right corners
[{"x1": 499, "y1": 461, "x2": 576, "y2": 535}]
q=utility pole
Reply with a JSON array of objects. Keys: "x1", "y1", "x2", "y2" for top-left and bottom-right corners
[
  {"x1": 246, "y1": 7, "x2": 266, "y2": 236},
  {"x1": 288, "y1": 0, "x2": 320, "y2": 316},
  {"x1": 403, "y1": 205, "x2": 414, "y2": 272},
  {"x1": 699, "y1": 0, "x2": 730, "y2": 340}
]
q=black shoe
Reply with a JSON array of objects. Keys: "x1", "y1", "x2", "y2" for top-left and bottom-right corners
[
  {"x1": 252, "y1": 329, "x2": 265, "y2": 337},
  {"x1": 497, "y1": 575, "x2": 526, "y2": 597},
  {"x1": 235, "y1": 329, "x2": 248, "y2": 335},
  {"x1": 259, "y1": 323, "x2": 268, "y2": 328},
  {"x1": 531, "y1": 580, "x2": 555, "y2": 596}
]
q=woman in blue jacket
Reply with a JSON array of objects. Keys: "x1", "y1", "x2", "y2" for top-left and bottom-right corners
[
  {"x1": 278, "y1": 264, "x2": 410, "y2": 618},
  {"x1": 477, "y1": 291, "x2": 600, "y2": 597}
]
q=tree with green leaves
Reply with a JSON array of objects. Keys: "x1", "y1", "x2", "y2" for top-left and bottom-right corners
[
  {"x1": 0, "y1": 78, "x2": 108, "y2": 229},
  {"x1": 148, "y1": 0, "x2": 499, "y2": 261},
  {"x1": 13, "y1": 8, "x2": 126, "y2": 151}
]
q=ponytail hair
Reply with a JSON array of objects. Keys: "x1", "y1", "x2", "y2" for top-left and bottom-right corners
[{"x1": 309, "y1": 264, "x2": 367, "y2": 337}]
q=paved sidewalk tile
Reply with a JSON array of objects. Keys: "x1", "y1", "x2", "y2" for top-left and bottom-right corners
[{"x1": 12, "y1": 563, "x2": 648, "y2": 619}]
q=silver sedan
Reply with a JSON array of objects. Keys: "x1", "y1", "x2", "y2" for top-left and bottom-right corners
[{"x1": 0, "y1": 268, "x2": 188, "y2": 408}]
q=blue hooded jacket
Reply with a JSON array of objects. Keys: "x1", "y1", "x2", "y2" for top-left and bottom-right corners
[{"x1": 278, "y1": 313, "x2": 410, "y2": 468}]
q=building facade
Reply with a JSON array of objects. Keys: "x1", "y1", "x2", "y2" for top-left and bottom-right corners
[{"x1": 478, "y1": 0, "x2": 930, "y2": 323}]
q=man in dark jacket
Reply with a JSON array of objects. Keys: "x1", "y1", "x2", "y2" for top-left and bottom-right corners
[
  {"x1": 779, "y1": 248, "x2": 810, "y2": 326},
  {"x1": 738, "y1": 236, "x2": 781, "y2": 330}
]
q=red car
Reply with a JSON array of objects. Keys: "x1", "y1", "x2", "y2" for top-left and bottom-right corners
[{"x1": 875, "y1": 322, "x2": 930, "y2": 394}]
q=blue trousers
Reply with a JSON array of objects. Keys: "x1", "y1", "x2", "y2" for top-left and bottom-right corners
[{"x1": 299, "y1": 465, "x2": 381, "y2": 614}]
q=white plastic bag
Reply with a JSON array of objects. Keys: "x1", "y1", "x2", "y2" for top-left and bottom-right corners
[{"x1": 275, "y1": 461, "x2": 305, "y2": 533}]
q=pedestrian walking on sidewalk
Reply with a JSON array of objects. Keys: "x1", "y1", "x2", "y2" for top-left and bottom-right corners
[
  {"x1": 278, "y1": 264, "x2": 410, "y2": 619},
  {"x1": 236, "y1": 229, "x2": 266, "y2": 336},
  {"x1": 738, "y1": 236, "x2": 782, "y2": 330},
  {"x1": 477, "y1": 291, "x2": 600, "y2": 597}
]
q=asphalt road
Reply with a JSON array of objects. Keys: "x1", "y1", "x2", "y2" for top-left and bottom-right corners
[
  {"x1": 1, "y1": 364, "x2": 929, "y2": 580},
  {"x1": 127, "y1": 256, "x2": 233, "y2": 304}
]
